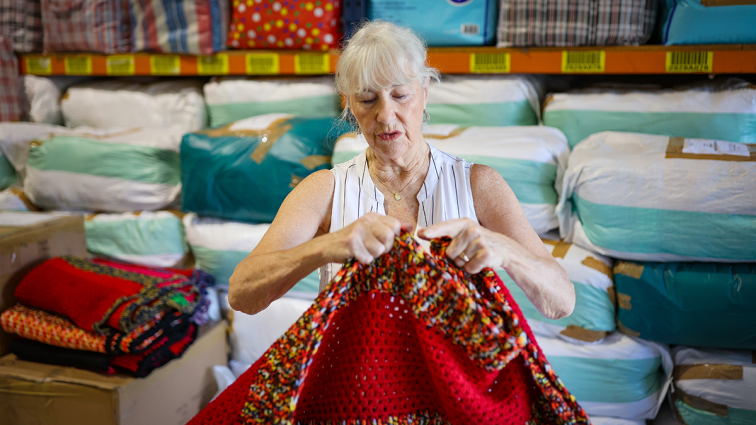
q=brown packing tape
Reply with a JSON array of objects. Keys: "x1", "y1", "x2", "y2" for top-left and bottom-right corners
[
  {"x1": 550, "y1": 241, "x2": 571, "y2": 259},
  {"x1": 702, "y1": 0, "x2": 756, "y2": 6},
  {"x1": 674, "y1": 364, "x2": 744, "y2": 381},
  {"x1": 616, "y1": 320, "x2": 641, "y2": 337},
  {"x1": 606, "y1": 286, "x2": 617, "y2": 307},
  {"x1": 666, "y1": 137, "x2": 756, "y2": 162},
  {"x1": 7, "y1": 188, "x2": 39, "y2": 212},
  {"x1": 423, "y1": 127, "x2": 468, "y2": 140},
  {"x1": 559, "y1": 326, "x2": 608, "y2": 343},
  {"x1": 290, "y1": 174, "x2": 304, "y2": 188},
  {"x1": 195, "y1": 118, "x2": 293, "y2": 164},
  {"x1": 300, "y1": 155, "x2": 331, "y2": 170},
  {"x1": 617, "y1": 293, "x2": 632, "y2": 310},
  {"x1": 673, "y1": 385, "x2": 729, "y2": 418},
  {"x1": 614, "y1": 262, "x2": 644, "y2": 279},
  {"x1": 582, "y1": 256, "x2": 613, "y2": 278}
]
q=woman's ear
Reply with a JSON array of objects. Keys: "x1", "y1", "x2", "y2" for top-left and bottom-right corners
[{"x1": 423, "y1": 77, "x2": 430, "y2": 104}]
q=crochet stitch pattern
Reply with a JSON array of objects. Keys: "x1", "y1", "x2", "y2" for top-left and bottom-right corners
[{"x1": 196, "y1": 232, "x2": 588, "y2": 424}]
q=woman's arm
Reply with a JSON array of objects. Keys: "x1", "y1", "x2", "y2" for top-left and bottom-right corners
[
  {"x1": 418, "y1": 164, "x2": 575, "y2": 320},
  {"x1": 228, "y1": 169, "x2": 403, "y2": 315}
]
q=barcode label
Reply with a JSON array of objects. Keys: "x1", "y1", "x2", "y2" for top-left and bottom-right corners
[
  {"x1": 106, "y1": 55, "x2": 135, "y2": 75},
  {"x1": 151, "y1": 55, "x2": 180, "y2": 75},
  {"x1": 461, "y1": 24, "x2": 480, "y2": 35},
  {"x1": 470, "y1": 53, "x2": 511, "y2": 73},
  {"x1": 666, "y1": 51, "x2": 713, "y2": 73},
  {"x1": 246, "y1": 53, "x2": 280, "y2": 75},
  {"x1": 64, "y1": 57, "x2": 92, "y2": 75},
  {"x1": 295, "y1": 54, "x2": 330, "y2": 74},
  {"x1": 198, "y1": 54, "x2": 229, "y2": 75},
  {"x1": 561, "y1": 51, "x2": 606, "y2": 73},
  {"x1": 26, "y1": 57, "x2": 51, "y2": 75}
]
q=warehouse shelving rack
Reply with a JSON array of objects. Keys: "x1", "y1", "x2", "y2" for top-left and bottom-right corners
[{"x1": 18, "y1": 44, "x2": 756, "y2": 76}]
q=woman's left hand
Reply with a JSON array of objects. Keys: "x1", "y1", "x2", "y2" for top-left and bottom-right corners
[{"x1": 417, "y1": 218, "x2": 516, "y2": 274}]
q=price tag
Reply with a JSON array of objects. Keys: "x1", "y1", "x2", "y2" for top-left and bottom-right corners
[
  {"x1": 294, "y1": 54, "x2": 330, "y2": 74},
  {"x1": 470, "y1": 53, "x2": 511, "y2": 73},
  {"x1": 150, "y1": 55, "x2": 181, "y2": 75},
  {"x1": 666, "y1": 51, "x2": 713, "y2": 73},
  {"x1": 197, "y1": 54, "x2": 229, "y2": 75},
  {"x1": 64, "y1": 56, "x2": 92, "y2": 75},
  {"x1": 561, "y1": 51, "x2": 606, "y2": 73},
  {"x1": 25, "y1": 57, "x2": 52, "y2": 75},
  {"x1": 246, "y1": 53, "x2": 280, "y2": 75},
  {"x1": 106, "y1": 55, "x2": 135, "y2": 75}
]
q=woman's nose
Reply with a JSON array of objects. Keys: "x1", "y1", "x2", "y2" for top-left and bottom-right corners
[{"x1": 375, "y1": 98, "x2": 395, "y2": 124}]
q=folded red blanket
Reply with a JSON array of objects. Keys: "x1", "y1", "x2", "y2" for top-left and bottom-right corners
[
  {"x1": 1, "y1": 304, "x2": 190, "y2": 355},
  {"x1": 14, "y1": 256, "x2": 199, "y2": 334},
  {"x1": 190, "y1": 233, "x2": 588, "y2": 424},
  {"x1": 10, "y1": 322, "x2": 198, "y2": 378}
]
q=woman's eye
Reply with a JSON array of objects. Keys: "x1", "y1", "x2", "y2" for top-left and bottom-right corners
[
  {"x1": 360, "y1": 98, "x2": 376, "y2": 104},
  {"x1": 394, "y1": 94, "x2": 408, "y2": 100}
]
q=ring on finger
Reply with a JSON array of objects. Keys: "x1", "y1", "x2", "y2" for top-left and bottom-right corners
[{"x1": 458, "y1": 253, "x2": 470, "y2": 263}]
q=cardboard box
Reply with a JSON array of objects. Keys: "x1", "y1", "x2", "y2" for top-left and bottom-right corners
[
  {"x1": 0, "y1": 320, "x2": 228, "y2": 425},
  {"x1": 0, "y1": 212, "x2": 87, "y2": 356}
]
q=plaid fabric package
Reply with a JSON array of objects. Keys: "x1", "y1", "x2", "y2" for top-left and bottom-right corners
[
  {"x1": 129, "y1": 0, "x2": 229, "y2": 54},
  {"x1": 0, "y1": 0, "x2": 43, "y2": 52},
  {"x1": 0, "y1": 37, "x2": 22, "y2": 122},
  {"x1": 228, "y1": 0, "x2": 341, "y2": 50},
  {"x1": 41, "y1": 0, "x2": 131, "y2": 53},
  {"x1": 497, "y1": 0, "x2": 656, "y2": 47}
]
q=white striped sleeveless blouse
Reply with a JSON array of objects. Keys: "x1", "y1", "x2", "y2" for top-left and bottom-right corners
[{"x1": 318, "y1": 143, "x2": 479, "y2": 291}]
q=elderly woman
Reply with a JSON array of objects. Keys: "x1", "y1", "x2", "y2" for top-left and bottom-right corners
[{"x1": 228, "y1": 21, "x2": 575, "y2": 320}]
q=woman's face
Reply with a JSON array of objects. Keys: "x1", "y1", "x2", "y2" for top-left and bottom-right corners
[{"x1": 349, "y1": 78, "x2": 429, "y2": 162}]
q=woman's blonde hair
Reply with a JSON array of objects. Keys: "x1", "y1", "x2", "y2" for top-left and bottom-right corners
[{"x1": 336, "y1": 20, "x2": 440, "y2": 115}]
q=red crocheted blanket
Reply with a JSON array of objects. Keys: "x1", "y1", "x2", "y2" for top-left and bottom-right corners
[
  {"x1": 190, "y1": 233, "x2": 589, "y2": 424},
  {"x1": 14, "y1": 256, "x2": 199, "y2": 334}
]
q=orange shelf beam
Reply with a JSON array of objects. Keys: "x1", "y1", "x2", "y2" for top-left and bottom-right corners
[{"x1": 19, "y1": 45, "x2": 756, "y2": 76}]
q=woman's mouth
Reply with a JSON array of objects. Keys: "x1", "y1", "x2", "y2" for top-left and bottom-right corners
[{"x1": 377, "y1": 131, "x2": 402, "y2": 141}]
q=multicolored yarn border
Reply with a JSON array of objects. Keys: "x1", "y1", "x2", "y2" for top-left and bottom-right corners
[{"x1": 239, "y1": 233, "x2": 588, "y2": 424}]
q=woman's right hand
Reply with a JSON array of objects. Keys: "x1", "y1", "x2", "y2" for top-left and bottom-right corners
[{"x1": 325, "y1": 213, "x2": 406, "y2": 264}]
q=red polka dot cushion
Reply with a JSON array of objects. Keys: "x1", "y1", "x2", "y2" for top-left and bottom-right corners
[
  {"x1": 189, "y1": 232, "x2": 589, "y2": 424},
  {"x1": 228, "y1": 0, "x2": 341, "y2": 50}
]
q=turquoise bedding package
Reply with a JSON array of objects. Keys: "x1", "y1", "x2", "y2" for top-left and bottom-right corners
[
  {"x1": 660, "y1": 0, "x2": 756, "y2": 45},
  {"x1": 614, "y1": 261, "x2": 756, "y2": 350},
  {"x1": 368, "y1": 0, "x2": 498, "y2": 46}
]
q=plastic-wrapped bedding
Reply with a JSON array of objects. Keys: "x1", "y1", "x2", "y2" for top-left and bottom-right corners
[
  {"x1": 85, "y1": 211, "x2": 188, "y2": 268},
  {"x1": 0, "y1": 188, "x2": 36, "y2": 211},
  {"x1": 543, "y1": 81, "x2": 756, "y2": 148},
  {"x1": 21, "y1": 76, "x2": 91, "y2": 125},
  {"x1": 497, "y1": 0, "x2": 656, "y2": 48},
  {"x1": 670, "y1": 346, "x2": 756, "y2": 425},
  {"x1": 226, "y1": 295, "x2": 311, "y2": 366},
  {"x1": 588, "y1": 418, "x2": 645, "y2": 425},
  {"x1": 25, "y1": 127, "x2": 183, "y2": 212},
  {"x1": 203, "y1": 76, "x2": 340, "y2": 128},
  {"x1": 557, "y1": 131, "x2": 756, "y2": 262},
  {"x1": 181, "y1": 114, "x2": 345, "y2": 223},
  {"x1": 660, "y1": 0, "x2": 756, "y2": 45},
  {"x1": 332, "y1": 125, "x2": 568, "y2": 235},
  {"x1": 427, "y1": 75, "x2": 541, "y2": 127},
  {"x1": 537, "y1": 332, "x2": 672, "y2": 420},
  {"x1": 500, "y1": 239, "x2": 615, "y2": 344},
  {"x1": 129, "y1": 0, "x2": 230, "y2": 54},
  {"x1": 41, "y1": 0, "x2": 131, "y2": 54},
  {"x1": 182, "y1": 213, "x2": 319, "y2": 298},
  {"x1": 61, "y1": 79, "x2": 207, "y2": 132},
  {"x1": 614, "y1": 261, "x2": 756, "y2": 350},
  {"x1": 0, "y1": 123, "x2": 70, "y2": 185}
]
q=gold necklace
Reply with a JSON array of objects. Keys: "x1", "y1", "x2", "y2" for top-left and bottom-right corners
[{"x1": 369, "y1": 152, "x2": 429, "y2": 201}]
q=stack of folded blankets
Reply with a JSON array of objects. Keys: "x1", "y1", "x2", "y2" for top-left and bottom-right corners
[{"x1": 1, "y1": 256, "x2": 215, "y2": 377}]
